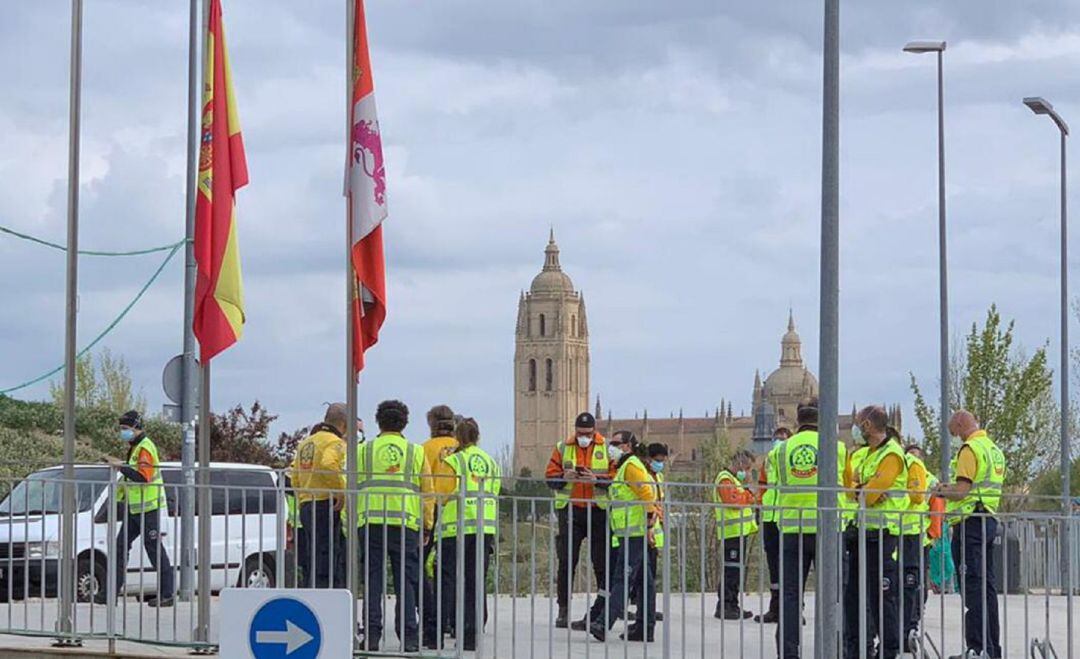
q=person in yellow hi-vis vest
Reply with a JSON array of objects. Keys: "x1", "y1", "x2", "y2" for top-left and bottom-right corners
[
  {"x1": 587, "y1": 431, "x2": 657, "y2": 643},
  {"x1": 626, "y1": 442, "x2": 669, "y2": 628},
  {"x1": 931, "y1": 410, "x2": 1005, "y2": 659},
  {"x1": 437, "y1": 418, "x2": 500, "y2": 652},
  {"x1": 775, "y1": 399, "x2": 846, "y2": 659},
  {"x1": 100, "y1": 411, "x2": 173, "y2": 607},
  {"x1": 901, "y1": 442, "x2": 932, "y2": 650},
  {"x1": 849, "y1": 406, "x2": 908, "y2": 659},
  {"x1": 421, "y1": 405, "x2": 457, "y2": 649},
  {"x1": 714, "y1": 449, "x2": 759, "y2": 620},
  {"x1": 840, "y1": 425, "x2": 870, "y2": 658},
  {"x1": 755, "y1": 425, "x2": 791, "y2": 624},
  {"x1": 351, "y1": 400, "x2": 433, "y2": 653}
]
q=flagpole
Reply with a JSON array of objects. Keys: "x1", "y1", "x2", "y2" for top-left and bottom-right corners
[
  {"x1": 178, "y1": 0, "x2": 203, "y2": 604},
  {"x1": 344, "y1": 0, "x2": 360, "y2": 616},
  {"x1": 196, "y1": 361, "x2": 211, "y2": 645},
  {"x1": 56, "y1": 0, "x2": 84, "y2": 646}
]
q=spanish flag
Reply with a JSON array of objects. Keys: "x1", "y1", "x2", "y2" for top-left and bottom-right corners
[
  {"x1": 194, "y1": 0, "x2": 248, "y2": 362},
  {"x1": 347, "y1": 0, "x2": 388, "y2": 374}
]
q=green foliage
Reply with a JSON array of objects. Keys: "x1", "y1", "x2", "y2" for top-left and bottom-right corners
[
  {"x1": 48, "y1": 348, "x2": 146, "y2": 415},
  {"x1": 910, "y1": 305, "x2": 1056, "y2": 486}
]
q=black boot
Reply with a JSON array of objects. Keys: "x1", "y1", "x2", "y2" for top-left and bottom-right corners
[
  {"x1": 754, "y1": 589, "x2": 780, "y2": 623},
  {"x1": 570, "y1": 616, "x2": 590, "y2": 631},
  {"x1": 555, "y1": 605, "x2": 569, "y2": 629}
]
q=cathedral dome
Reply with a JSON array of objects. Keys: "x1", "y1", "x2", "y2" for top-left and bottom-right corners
[
  {"x1": 530, "y1": 231, "x2": 576, "y2": 294},
  {"x1": 763, "y1": 311, "x2": 818, "y2": 400}
]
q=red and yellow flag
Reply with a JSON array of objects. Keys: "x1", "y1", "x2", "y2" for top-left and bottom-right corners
[{"x1": 194, "y1": 0, "x2": 249, "y2": 362}]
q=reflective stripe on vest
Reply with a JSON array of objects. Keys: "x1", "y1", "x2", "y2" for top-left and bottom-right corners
[
  {"x1": 439, "y1": 446, "x2": 500, "y2": 539},
  {"x1": 355, "y1": 434, "x2": 423, "y2": 531},
  {"x1": 118, "y1": 437, "x2": 165, "y2": 514},
  {"x1": 841, "y1": 446, "x2": 870, "y2": 527},
  {"x1": 713, "y1": 469, "x2": 758, "y2": 540},
  {"x1": 553, "y1": 439, "x2": 610, "y2": 509},
  {"x1": 948, "y1": 432, "x2": 1006, "y2": 523},
  {"x1": 857, "y1": 439, "x2": 909, "y2": 535},
  {"x1": 607, "y1": 456, "x2": 649, "y2": 542}
]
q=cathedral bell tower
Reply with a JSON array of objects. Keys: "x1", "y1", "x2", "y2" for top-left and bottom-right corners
[{"x1": 513, "y1": 231, "x2": 590, "y2": 477}]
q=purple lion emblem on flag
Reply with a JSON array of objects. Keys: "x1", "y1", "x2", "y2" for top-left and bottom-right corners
[{"x1": 353, "y1": 119, "x2": 386, "y2": 207}]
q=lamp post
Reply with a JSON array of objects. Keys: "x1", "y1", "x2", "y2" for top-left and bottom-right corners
[
  {"x1": 1023, "y1": 95, "x2": 1072, "y2": 653},
  {"x1": 903, "y1": 40, "x2": 951, "y2": 477}
]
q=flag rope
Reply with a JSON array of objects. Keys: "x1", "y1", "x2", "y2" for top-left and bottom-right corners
[
  {"x1": 0, "y1": 224, "x2": 186, "y2": 256},
  {"x1": 0, "y1": 241, "x2": 184, "y2": 394}
]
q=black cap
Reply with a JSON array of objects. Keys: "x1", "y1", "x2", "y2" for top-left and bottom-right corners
[
  {"x1": 574, "y1": 412, "x2": 596, "y2": 429},
  {"x1": 118, "y1": 410, "x2": 143, "y2": 429}
]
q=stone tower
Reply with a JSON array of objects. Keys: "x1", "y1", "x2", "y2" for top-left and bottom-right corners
[{"x1": 513, "y1": 231, "x2": 590, "y2": 477}]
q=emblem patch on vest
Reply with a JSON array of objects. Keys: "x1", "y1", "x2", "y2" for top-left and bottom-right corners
[
  {"x1": 789, "y1": 445, "x2": 819, "y2": 479},
  {"x1": 379, "y1": 444, "x2": 404, "y2": 473}
]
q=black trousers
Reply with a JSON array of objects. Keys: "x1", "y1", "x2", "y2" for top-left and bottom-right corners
[
  {"x1": 113, "y1": 507, "x2": 174, "y2": 599},
  {"x1": 842, "y1": 527, "x2": 859, "y2": 659},
  {"x1": 628, "y1": 546, "x2": 658, "y2": 623},
  {"x1": 298, "y1": 499, "x2": 343, "y2": 588},
  {"x1": 763, "y1": 521, "x2": 781, "y2": 595},
  {"x1": 422, "y1": 538, "x2": 451, "y2": 642},
  {"x1": 358, "y1": 524, "x2": 421, "y2": 644},
  {"x1": 592, "y1": 536, "x2": 654, "y2": 630},
  {"x1": 718, "y1": 535, "x2": 749, "y2": 610},
  {"x1": 865, "y1": 532, "x2": 901, "y2": 659},
  {"x1": 555, "y1": 505, "x2": 608, "y2": 610},
  {"x1": 776, "y1": 532, "x2": 815, "y2": 659},
  {"x1": 900, "y1": 534, "x2": 928, "y2": 638},
  {"x1": 952, "y1": 515, "x2": 1002, "y2": 658},
  {"x1": 439, "y1": 534, "x2": 493, "y2": 646}
]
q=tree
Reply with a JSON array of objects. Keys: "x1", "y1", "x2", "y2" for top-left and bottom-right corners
[
  {"x1": 911, "y1": 305, "x2": 1056, "y2": 487},
  {"x1": 49, "y1": 348, "x2": 146, "y2": 414},
  {"x1": 198, "y1": 401, "x2": 279, "y2": 466}
]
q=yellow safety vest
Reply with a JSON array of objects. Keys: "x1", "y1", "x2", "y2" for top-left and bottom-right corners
[
  {"x1": 841, "y1": 445, "x2": 869, "y2": 528},
  {"x1": 608, "y1": 456, "x2": 650, "y2": 544},
  {"x1": 901, "y1": 453, "x2": 930, "y2": 537},
  {"x1": 762, "y1": 443, "x2": 781, "y2": 523},
  {"x1": 553, "y1": 437, "x2": 610, "y2": 509},
  {"x1": 117, "y1": 437, "x2": 165, "y2": 514},
  {"x1": 439, "y1": 445, "x2": 501, "y2": 539},
  {"x1": 777, "y1": 429, "x2": 847, "y2": 534},
  {"x1": 353, "y1": 433, "x2": 424, "y2": 531},
  {"x1": 857, "y1": 439, "x2": 909, "y2": 535},
  {"x1": 713, "y1": 469, "x2": 758, "y2": 540},
  {"x1": 651, "y1": 471, "x2": 665, "y2": 549},
  {"x1": 947, "y1": 432, "x2": 1005, "y2": 523}
]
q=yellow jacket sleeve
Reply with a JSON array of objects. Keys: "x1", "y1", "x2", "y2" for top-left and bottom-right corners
[
  {"x1": 907, "y1": 460, "x2": 927, "y2": 505},
  {"x1": 864, "y1": 453, "x2": 904, "y2": 506},
  {"x1": 955, "y1": 445, "x2": 978, "y2": 482},
  {"x1": 843, "y1": 454, "x2": 857, "y2": 500},
  {"x1": 623, "y1": 461, "x2": 657, "y2": 513}
]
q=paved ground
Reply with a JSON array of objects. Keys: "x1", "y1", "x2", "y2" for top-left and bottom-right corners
[{"x1": 0, "y1": 592, "x2": 1072, "y2": 657}]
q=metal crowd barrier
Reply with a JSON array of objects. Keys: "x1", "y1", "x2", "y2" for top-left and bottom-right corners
[{"x1": 0, "y1": 465, "x2": 1073, "y2": 658}]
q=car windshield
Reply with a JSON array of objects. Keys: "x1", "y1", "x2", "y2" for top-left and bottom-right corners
[{"x1": 0, "y1": 468, "x2": 112, "y2": 516}]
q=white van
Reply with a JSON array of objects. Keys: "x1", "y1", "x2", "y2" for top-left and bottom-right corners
[{"x1": 0, "y1": 462, "x2": 291, "y2": 602}]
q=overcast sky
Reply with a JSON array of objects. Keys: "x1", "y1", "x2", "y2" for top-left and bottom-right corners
[{"x1": 2, "y1": 1, "x2": 1078, "y2": 452}]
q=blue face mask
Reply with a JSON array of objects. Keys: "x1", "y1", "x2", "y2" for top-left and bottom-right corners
[
  {"x1": 736, "y1": 470, "x2": 748, "y2": 482},
  {"x1": 119, "y1": 428, "x2": 136, "y2": 442},
  {"x1": 650, "y1": 460, "x2": 665, "y2": 473}
]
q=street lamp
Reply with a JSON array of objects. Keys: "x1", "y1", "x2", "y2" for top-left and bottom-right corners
[
  {"x1": 1023, "y1": 95, "x2": 1071, "y2": 640},
  {"x1": 903, "y1": 40, "x2": 950, "y2": 478}
]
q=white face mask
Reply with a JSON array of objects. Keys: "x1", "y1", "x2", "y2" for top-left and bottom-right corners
[
  {"x1": 607, "y1": 444, "x2": 623, "y2": 462},
  {"x1": 851, "y1": 424, "x2": 864, "y2": 443},
  {"x1": 576, "y1": 435, "x2": 592, "y2": 448}
]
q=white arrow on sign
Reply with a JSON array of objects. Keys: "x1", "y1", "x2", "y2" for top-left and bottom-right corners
[{"x1": 255, "y1": 620, "x2": 314, "y2": 655}]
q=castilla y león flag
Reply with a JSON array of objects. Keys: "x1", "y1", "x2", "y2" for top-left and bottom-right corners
[
  {"x1": 194, "y1": 0, "x2": 249, "y2": 362},
  {"x1": 346, "y1": 0, "x2": 388, "y2": 374}
]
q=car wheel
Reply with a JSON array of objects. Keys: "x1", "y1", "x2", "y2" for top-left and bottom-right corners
[
  {"x1": 239, "y1": 555, "x2": 275, "y2": 589},
  {"x1": 76, "y1": 555, "x2": 107, "y2": 603}
]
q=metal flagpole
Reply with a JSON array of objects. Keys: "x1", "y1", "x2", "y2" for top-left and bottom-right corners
[
  {"x1": 345, "y1": 0, "x2": 360, "y2": 614},
  {"x1": 1058, "y1": 126, "x2": 1073, "y2": 659},
  {"x1": 816, "y1": 1, "x2": 841, "y2": 657},
  {"x1": 935, "y1": 48, "x2": 951, "y2": 481},
  {"x1": 56, "y1": 0, "x2": 84, "y2": 647},
  {"x1": 179, "y1": 0, "x2": 203, "y2": 603},
  {"x1": 196, "y1": 363, "x2": 212, "y2": 646}
]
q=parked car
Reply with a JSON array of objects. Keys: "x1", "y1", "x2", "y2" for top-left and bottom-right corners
[{"x1": 0, "y1": 462, "x2": 292, "y2": 602}]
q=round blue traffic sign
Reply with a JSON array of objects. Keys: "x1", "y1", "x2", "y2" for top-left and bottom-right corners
[{"x1": 248, "y1": 597, "x2": 322, "y2": 659}]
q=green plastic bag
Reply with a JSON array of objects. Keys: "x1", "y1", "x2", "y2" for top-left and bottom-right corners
[{"x1": 928, "y1": 532, "x2": 955, "y2": 593}]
